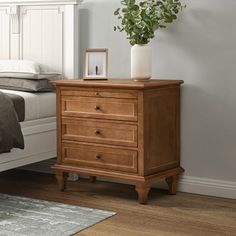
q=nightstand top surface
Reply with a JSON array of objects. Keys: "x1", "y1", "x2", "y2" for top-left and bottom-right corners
[{"x1": 52, "y1": 78, "x2": 184, "y2": 90}]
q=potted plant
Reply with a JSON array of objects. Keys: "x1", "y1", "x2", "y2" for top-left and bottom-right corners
[{"x1": 114, "y1": 0, "x2": 186, "y2": 81}]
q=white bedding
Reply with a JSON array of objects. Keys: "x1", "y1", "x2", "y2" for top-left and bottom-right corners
[
  {"x1": 0, "y1": 89, "x2": 56, "y2": 121},
  {"x1": 0, "y1": 117, "x2": 56, "y2": 172}
]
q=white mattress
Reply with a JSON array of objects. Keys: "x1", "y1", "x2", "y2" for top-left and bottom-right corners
[{"x1": 0, "y1": 89, "x2": 56, "y2": 121}]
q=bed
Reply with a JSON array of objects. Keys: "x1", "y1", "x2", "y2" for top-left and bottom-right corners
[{"x1": 0, "y1": 0, "x2": 80, "y2": 172}]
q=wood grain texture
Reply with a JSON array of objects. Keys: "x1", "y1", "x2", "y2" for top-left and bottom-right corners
[
  {"x1": 166, "y1": 176, "x2": 178, "y2": 195},
  {"x1": 0, "y1": 170, "x2": 235, "y2": 236},
  {"x1": 61, "y1": 89, "x2": 138, "y2": 99},
  {"x1": 52, "y1": 165, "x2": 183, "y2": 183},
  {"x1": 143, "y1": 87, "x2": 180, "y2": 175},
  {"x1": 55, "y1": 170, "x2": 67, "y2": 191},
  {"x1": 135, "y1": 181, "x2": 151, "y2": 204},
  {"x1": 62, "y1": 118, "x2": 138, "y2": 147},
  {"x1": 61, "y1": 142, "x2": 138, "y2": 173},
  {"x1": 56, "y1": 87, "x2": 63, "y2": 164},
  {"x1": 61, "y1": 96, "x2": 138, "y2": 121},
  {"x1": 53, "y1": 79, "x2": 184, "y2": 203},
  {"x1": 52, "y1": 78, "x2": 184, "y2": 90}
]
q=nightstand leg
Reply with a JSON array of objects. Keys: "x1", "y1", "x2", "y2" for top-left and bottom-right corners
[
  {"x1": 89, "y1": 176, "x2": 97, "y2": 183},
  {"x1": 166, "y1": 176, "x2": 178, "y2": 195},
  {"x1": 56, "y1": 172, "x2": 67, "y2": 191},
  {"x1": 135, "y1": 182, "x2": 150, "y2": 204}
]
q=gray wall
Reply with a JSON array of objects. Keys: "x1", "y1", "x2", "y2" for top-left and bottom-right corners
[{"x1": 79, "y1": 0, "x2": 236, "y2": 183}]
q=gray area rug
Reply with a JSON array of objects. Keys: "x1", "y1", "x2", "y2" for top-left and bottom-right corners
[{"x1": 0, "y1": 193, "x2": 115, "y2": 236}]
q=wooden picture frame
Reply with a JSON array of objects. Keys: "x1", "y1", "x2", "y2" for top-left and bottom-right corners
[{"x1": 83, "y1": 48, "x2": 108, "y2": 80}]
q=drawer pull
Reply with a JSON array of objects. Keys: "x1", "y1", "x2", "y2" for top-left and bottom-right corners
[
  {"x1": 95, "y1": 130, "x2": 101, "y2": 136},
  {"x1": 96, "y1": 154, "x2": 101, "y2": 160},
  {"x1": 94, "y1": 105, "x2": 101, "y2": 111}
]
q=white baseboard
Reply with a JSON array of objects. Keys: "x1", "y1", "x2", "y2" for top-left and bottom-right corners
[
  {"x1": 177, "y1": 176, "x2": 236, "y2": 199},
  {"x1": 21, "y1": 160, "x2": 236, "y2": 200}
]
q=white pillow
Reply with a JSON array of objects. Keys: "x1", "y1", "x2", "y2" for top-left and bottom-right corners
[
  {"x1": 38, "y1": 72, "x2": 62, "y2": 80},
  {"x1": 0, "y1": 60, "x2": 40, "y2": 78},
  {"x1": 0, "y1": 60, "x2": 62, "y2": 80}
]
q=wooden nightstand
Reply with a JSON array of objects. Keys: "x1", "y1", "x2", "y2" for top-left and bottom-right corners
[{"x1": 52, "y1": 79, "x2": 184, "y2": 204}]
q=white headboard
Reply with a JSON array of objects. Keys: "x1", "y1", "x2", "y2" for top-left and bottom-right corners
[{"x1": 0, "y1": 0, "x2": 82, "y2": 79}]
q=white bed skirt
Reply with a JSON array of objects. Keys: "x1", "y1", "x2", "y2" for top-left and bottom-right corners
[{"x1": 0, "y1": 117, "x2": 56, "y2": 172}]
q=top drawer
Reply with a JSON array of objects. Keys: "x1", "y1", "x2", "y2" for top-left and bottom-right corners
[
  {"x1": 61, "y1": 95, "x2": 138, "y2": 121},
  {"x1": 61, "y1": 89, "x2": 137, "y2": 99}
]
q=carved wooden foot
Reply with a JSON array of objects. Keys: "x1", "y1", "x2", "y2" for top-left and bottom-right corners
[
  {"x1": 89, "y1": 176, "x2": 97, "y2": 183},
  {"x1": 135, "y1": 182, "x2": 151, "y2": 204},
  {"x1": 166, "y1": 176, "x2": 178, "y2": 195},
  {"x1": 56, "y1": 172, "x2": 67, "y2": 191}
]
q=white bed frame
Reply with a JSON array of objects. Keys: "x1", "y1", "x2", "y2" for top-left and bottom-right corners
[{"x1": 0, "y1": 0, "x2": 81, "y2": 172}]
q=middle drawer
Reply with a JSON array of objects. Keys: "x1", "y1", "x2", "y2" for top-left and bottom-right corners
[{"x1": 62, "y1": 118, "x2": 138, "y2": 147}]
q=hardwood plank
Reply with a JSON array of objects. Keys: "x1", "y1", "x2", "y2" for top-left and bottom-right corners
[{"x1": 0, "y1": 170, "x2": 235, "y2": 236}]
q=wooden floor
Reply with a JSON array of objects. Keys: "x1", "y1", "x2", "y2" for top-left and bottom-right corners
[{"x1": 0, "y1": 170, "x2": 235, "y2": 236}]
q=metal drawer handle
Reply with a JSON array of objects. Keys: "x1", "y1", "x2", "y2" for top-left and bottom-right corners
[
  {"x1": 96, "y1": 154, "x2": 101, "y2": 160},
  {"x1": 94, "y1": 105, "x2": 101, "y2": 111},
  {"x1": 95, "y1": 130, "x2": 101, "y2": 136}
]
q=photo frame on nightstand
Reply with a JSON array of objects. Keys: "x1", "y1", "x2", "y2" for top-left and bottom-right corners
[{"x1": 83, "y1": 48, "x2": 108, "y2": 80}]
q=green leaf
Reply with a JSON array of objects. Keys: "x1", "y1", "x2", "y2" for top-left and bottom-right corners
[
  {"x1": 114, "y1": 0, "x2": 186, "y2": 45},
  {"x1": 114, "y1": 8, "x2": 120, "y2": 15}
]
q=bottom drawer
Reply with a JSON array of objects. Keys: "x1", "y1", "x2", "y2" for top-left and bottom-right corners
[{"x1": 61, "y1": 143, "x2": 138, "y2": 173}]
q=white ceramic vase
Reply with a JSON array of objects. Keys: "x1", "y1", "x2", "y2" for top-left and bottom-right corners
[{"x1": 131, "y1": 44, "x2": 152, "y2": 81}]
